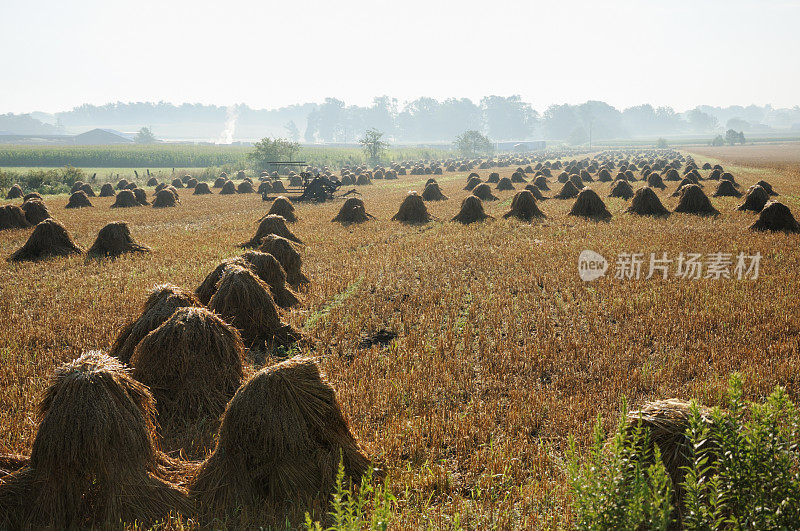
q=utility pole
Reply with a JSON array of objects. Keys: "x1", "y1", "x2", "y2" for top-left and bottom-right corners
[{"x1": 588, "y1": 121, "x2": 593, "y2": 150}]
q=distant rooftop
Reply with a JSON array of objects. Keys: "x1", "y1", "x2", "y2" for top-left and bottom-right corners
[
  {"x1": 73, "y1": 128, "x2": 135, "y2": 143},
  {"x1": 0, "y1": 128, "x2": 135, "y2": 145}
]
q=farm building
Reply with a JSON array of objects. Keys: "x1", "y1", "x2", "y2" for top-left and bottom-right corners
[
  {"x1": 497, "y1": 140, "x2": 546, "y2": 151},
  {"x1": 0, "y1": 128, "x2": 135, "y2": 145},
  {"x1": 72, "y1": 128, "x2": 135, "y2": 144}
]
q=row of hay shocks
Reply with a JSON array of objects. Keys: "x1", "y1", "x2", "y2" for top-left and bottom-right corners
[
  {"x1": 4, "y1": 196, "x2": 312, "y2": 349},
  {"x1": 336, "y1": 151, "x2": 582, "y2": 186},
  {"x1": 0, "y1": 157, "x2": 546, "y2": 259},
  {"x1": 236, "y1": 151, "x2": 794, "y2": 228},
  {"x1": 2, "y1": 192, "x2": 161, "y2": 261},
  {"x1": 334, "y1": 173, "x2": 794, "y2": 230},
  {"x1": 377, "y1": 152, "x2": 796, "y2": 230},
  {"x1": 0, "y1": 199, "x2": 378, "y2": 526},
  {"x1": 1, "y1": 148, "x2": 582, "y2": 203},
  {"x1": 307, "y1": 151, "x2": 791, "y2": 231},
  {"x1": 3, "y1": 160, "x2": 797, "y2": 251},
  {"x1": 0, "y1": 149, "x2": 591, "y2": 213},
  {"x1": 0, "y1": 200, "x2": 151, "y2": 261}
]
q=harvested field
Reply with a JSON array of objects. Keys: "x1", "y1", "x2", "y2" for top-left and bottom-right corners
[
  {"x1": 1, "y1": 150, "x2": 800, "y2": 527},
  {"x1": 689, "y1": 142, "x2": 800, "y2": 174}
]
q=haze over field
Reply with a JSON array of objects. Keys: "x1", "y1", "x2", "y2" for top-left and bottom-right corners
[
  {"x1": 1, "y1": 0, "x2": 799, "y2": 144},
  {"x1": 2, "y1": 0, "x2": 799, "y2": 117}
]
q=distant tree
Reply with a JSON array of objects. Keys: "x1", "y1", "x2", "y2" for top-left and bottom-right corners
[
  {"x1": 726, "y1": 117, "x2": 750, "y2": 131},
  {"x1": 397, "y1": 97, "x2": 442, "y2": 142},
  {"x1": 568, "y1": 126, "x2": 588, "y2": 146},
  {"x1": 61, "y1": 165, "x2": 86, "y2": 188},
  {"x1": 303, "y1": 117, "x2": 317, "y2": 143},
  {"x1": 577, "y1": 101, "x2": 624, "y2": 141},
  {"x1": 655, "y1": 106, "x2": 683, "y2": 132},
  {"x1": 134, "y1": 127, "x2": 157, "y2": 144},
  {"x1": 306, "y1": 98, "x2": 346, "y2": 142},
  {"x1": 621, "y1": 105, "x2": 683, "y2": 136},
  {"x1": 247, "y1": 137, "x2": 300, "y2": 171},
  {"x1": 656, "y1": 137, "x2": 668, "y2": 148},
  {"x1": 365, "y1": 96, "x2": 399, "y2": 138},
  {"x1": 359, "y1": 128, "x2": 387, "y2": 164},
  {"x1": 0, "y1": 113, "x2": 61, "y2": 135},
  {"x1": 711, "y1": 135, "x2": 725, "y2": 147},
  {"x1": 543, "y1": 104, "x2": 582, "y2": 140},
  {"x1": 0, "y1": 169, "x2": 11, "y2": 191},
  {"x1": 622, "y1": 104, "x2": 659, "y2": 135},
  {"x1": 481, "y1": 95, "x2": 538, "y2": 140},
  {"x1": 726, "y1": 129, "x2": 746, "y2": 145},
  {"x1": 440, "y1": 98, "x2": 482, "y2": 139},
  {"x1": 687, "y1": 109, "x2": 719, "y2": 133},
  {"x1": 396, "y1": 97, "x2": 481, "y2": 142},
  {"x1": 283, "y1": 121, "x2": 300, "y2": 142},
  {"x1": 454, "y1": 130, "x2": 493, "y2": 157}
]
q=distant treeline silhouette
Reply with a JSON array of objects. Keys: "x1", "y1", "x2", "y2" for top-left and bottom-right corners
[{"x1": 2, "y1": 98, "x2": 799, "y2": 142}]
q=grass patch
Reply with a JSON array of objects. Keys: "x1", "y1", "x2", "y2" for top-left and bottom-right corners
[{"x1": 303, "y1": 277, "x2": 364, "y2": 331}]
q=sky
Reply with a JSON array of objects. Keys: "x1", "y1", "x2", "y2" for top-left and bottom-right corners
[{"x1": 1, "y1": 0, "x2": 798, "y2": 115}]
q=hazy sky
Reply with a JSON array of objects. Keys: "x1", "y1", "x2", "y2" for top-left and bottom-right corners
[{"x1": 1, "y1": 0, "x2": 798, "y2": 114}]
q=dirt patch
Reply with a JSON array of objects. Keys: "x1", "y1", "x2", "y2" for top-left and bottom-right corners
[{"x1": 359, "y1": 328, "x2": 397, "y2": 348}]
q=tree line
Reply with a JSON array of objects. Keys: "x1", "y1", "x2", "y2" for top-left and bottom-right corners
[
  {"x1": 3, "y1": 100, "x2": 799, "y2": 142},
  {"x1": 306, "y1": 98, "x2": 799, "y2": 143}
]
